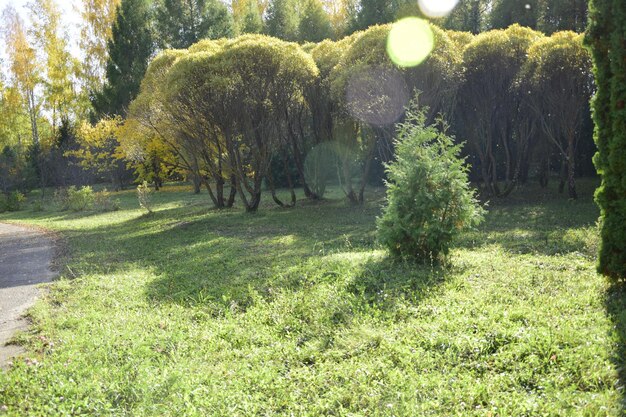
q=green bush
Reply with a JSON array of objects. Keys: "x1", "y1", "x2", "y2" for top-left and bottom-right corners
[
  {"x1": 377, "y1": 107, "x2": 485, "y2": 261},
  {"x1": 67, "y1": 186, "x2": 95, "y2": 212},
  {"x1": 0, "y1": 191, "x2": 26, "y2": 212},
  {"x1": 32, "y1": 200, "x2": 44, "y2": 212},
  {"x1": 53, "y1": 188, "x2": 70, "y2": 211},
  {"x1": 94, "y1": 189, "x2": 120, "y2": 212},
  {"x1": 137, "y1": 181, "x2": 153, "y2": 212},
  {"x1": 586, "y1": 0, "x2": 626, "y2": 279}
]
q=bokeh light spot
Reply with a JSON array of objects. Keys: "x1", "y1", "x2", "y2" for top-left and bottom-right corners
[
  {"x1": 304, "y1": 142, "x2": 348, "y2": 195},
  {"x1": 346, "y1": 66, "x2": 410, "y2": 126},
  {"x1": 418, "y1": 0, "x2": 459, "y2": 18},
  {"x1": 386, "y1": 17, "x2": 435, "y2": 68}
]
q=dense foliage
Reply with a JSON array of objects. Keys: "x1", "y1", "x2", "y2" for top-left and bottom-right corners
[
  {"x1": 116, "y1": 26, "x2": 592, "y2": 212},
  {"x1": 154, "y1": 0, "x2": 234, "y2": 49},
  {"x1": 522, "y1": 31, "x2": 593, "y2": 199},
  {"x1": 92, "y1": 0, "x2": 154, "y2": 117},
  {"x1": 0, "y1": 1, "x2": 596, "y2": 211},
  {"x1": 377, "y1": 107, "x2": 484, "y2": 261},
  {"x1": 456, "y1": 25, "x2": 543, "y2": 197},
  {"x1": 586, "y1": 0, "x2": 626, "y2": 280}
]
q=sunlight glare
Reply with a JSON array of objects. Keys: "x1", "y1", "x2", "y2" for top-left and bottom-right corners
[
  {"x1": 386, "y1": 17, "x2": 434, "y2": 68},
  {"x1": 418, "y1": 0, "x2": 460, "y2": 18}
]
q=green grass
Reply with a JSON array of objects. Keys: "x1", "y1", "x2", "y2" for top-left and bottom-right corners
[{"x1": 0, "y1": 179, "x2": 624, "y2": 416}]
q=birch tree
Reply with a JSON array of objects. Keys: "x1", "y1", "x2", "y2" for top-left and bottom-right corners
[{"x1": 2, "y1": 6, "x2": 41, "y2": 146}]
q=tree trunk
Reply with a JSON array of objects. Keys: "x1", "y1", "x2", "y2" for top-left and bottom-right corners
[
  {"x1": 539, "y1": 156, "x2": 549, "y2": 188},
  {"x1": 558, "y1": 159, "x2": 567, "y2": 194},
  {"x1": 283, "y1": 153, "x2": 296, "y2": 206},
  {"x1": 266, "y1": 169, "x2": 285, "y2": 207},
  {"x1": 191, "y1": 156, "x2": 202, "y2": 194},
  {"x1": 214, "y1": 176, "x2": 225, "y2": 208},
  {"x1": 111, "y1": 175, "x2": 120, "y2": 192},
  {"x1": 286, "y1": 110, "x2": 317, "y2": 199},
  {"x1": 357, "y1": 135, "x2": 377, "y2": 204},
  {"x1": 341, "y1": 155, "x2": 358, "y2": 204},
  {"x1": 200, "y1": 177, "x2": 219, "y2": 208},
  {"x1": 27, "y1": 89, "x2": 39, "y2": 145},
  {"x1": 226, "y1": 176, "x2": 237, "y2": 208},
  {"x1": 246, "y1": 191, "x2": 262, "y2": 212},
  {"x1": 566, "y1": 139, "x2": 577, "y2": 199}
]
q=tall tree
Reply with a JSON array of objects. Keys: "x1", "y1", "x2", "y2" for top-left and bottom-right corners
[
  {"x1": 163, "y1": 36, "x2": 318, "y2": 211},
  {"x1": 522, "y1": 32, "x2": 592, "y2": 199},
  {"x1": 456, "y1": 26, "x2": 543, "y2": 197},
  {"x1": 490, "y1": 0, "x2": 539, "y2": 29},
  {"x1": 79, "y1": 0, "x2": 121, "y2": 96},
  {"x1": 154, "y1": 0, "x2": 234, "y2": 49},
  {"x1": 321, "y1": 0, "x2": 351, "y2": 37},
  {"x1": 444, "y1": 0, "x2": 490, "y2": 34},
  {"x1": 0, "y1": 66, "x2": 31, "y2": 150},
  {"x1": 586, "y1": 0, "x2": 626, "y2": 279},
  {"x1": 73, "y1": 117, "x2": 129, "y2": 190},
  {"x1": 298, "y1": 0, "x2": 333, "y2": 42},
  {"x1": 233, "y1": 0, "x2": 270, "y2": 19},
  {"x1": 347, "y1": 0, "x2": 399, "y2": 33},
  {"x1": 2, "y1": 6, "x2": 41, "y2": 145},
  {"x1": 92, "y1": 0, "x2": 154, "y2": 117},
  {"x1": 265, "y1": 0, "x2": 299, "y2": 41},
  {"x1": 28, "y1": 0, "x2": 80, "y2": 131},
  {"x1": 538, "y1": 0, "x2": 587, "y2": 34},
  {"x1": 235, "y1": 0, "x2": 264, "y2": 34},
  {"x1": 122, "y1": 50, "x2": 188, "y2": 191}
]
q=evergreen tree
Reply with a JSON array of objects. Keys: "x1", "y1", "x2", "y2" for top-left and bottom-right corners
[
  {"x1": 490, "y1": 0, "x2": 539, "y2": 29},
  {"x1": 298, "y1": 0, "x2": 333, "y2": 42},
  {"x1": 444, "y1": 0, "x2": 490, "y2": 34},
  {"x1": 348, "y1": 0, "x2": 399, "y2": 33},
  {"x1": 238, "y1": 0, "x2": 264, "y2": 34},
  {"x1": 154, "y1": 0, "x2": 234, "y2": 49},
  {"x1": 92, "y1": 0, "x2": 154, "y2": 118},
  {"x1": 265, "y1": 0, "x2": 299, "y2": 41},
  {"x1": 376, "y1": 105, "x2": 484, "y2": 261},
  {"x1": 539, "y1": 0, "x2": 587, "y2": 34},
  {"x1": 586, "y1": 0, "x2": 626, "y2": 279}
]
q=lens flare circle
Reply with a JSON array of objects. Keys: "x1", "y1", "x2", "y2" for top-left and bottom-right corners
[
  {"x1": 303, "y1": 142, "x2": 342, "y2": 194},
  {"x1": 386, "y1": 17, "x2": 434, "y2": 68},
  {"x1": 345, "y1": 66, "x2": 410, "y2": 126},
  {"x1": 418, "y1": 0, "x2": 459, "y2": 18}
]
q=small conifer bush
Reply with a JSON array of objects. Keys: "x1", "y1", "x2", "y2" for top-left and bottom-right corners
[{"x1": 377, "y1": 107, "x2": 485, "y2": 261}]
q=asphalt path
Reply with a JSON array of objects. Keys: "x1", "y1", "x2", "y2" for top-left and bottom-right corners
[{"x1": 0, "y1": 223, "x2": 57, "y2": 367}]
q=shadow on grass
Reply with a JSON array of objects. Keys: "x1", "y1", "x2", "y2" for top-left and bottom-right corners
[
  {"x1": 49, "y1": 193, "x2": 457, "y2": 320},
  {"x1": 345, "y1": 255, "x2": 460, "y2": 313},
  {"x1": 605, "y1": 283, "x2": 626, "y2": 412},
  {"x1": 56, "y1": 200, "x2": 381, "y2": 309},
  {"x1": 457, "y1": 193, "x2": 599, "y2": 257},
  {"x1": 6, "y1": 179, "x2": 600, "y2": 315}
]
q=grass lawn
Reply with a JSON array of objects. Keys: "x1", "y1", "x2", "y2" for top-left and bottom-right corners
[{"x1": 0, "y1": 179, "x2": 624, "y2": 416}]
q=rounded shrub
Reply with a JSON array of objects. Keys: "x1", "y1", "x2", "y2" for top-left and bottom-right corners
[
  {"x1": 0, "y1": 191, "x2": 26, "y2": 212},
  {"x1": 67, "y1": 186, "x2": 95, "y2": 212},
  {"x1": 377, "y1": 105, "x2": 485, "y2": 261}
]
